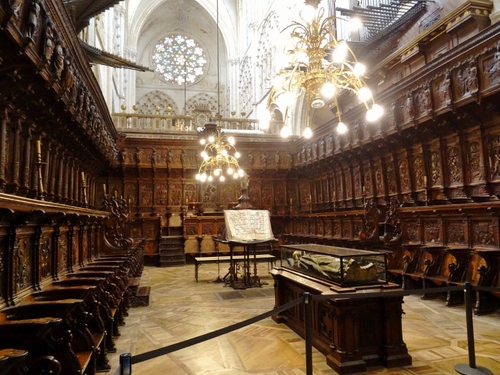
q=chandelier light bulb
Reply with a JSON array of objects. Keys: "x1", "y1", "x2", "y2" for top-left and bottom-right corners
[
  {"x1": 233, "y1": 172, "x2": 239, "y2": 179},
  {"x1": 366, "y1": 104, "x2": 384, "y2": 122},
  {"x1": 201, "y1": 150, "x2": 208, "y2": 159},
  {"x1": 301, "y1": 5, "x2": 316, "y2": 23},
  {"x1": 200, "y1": 173, "x2": 207, "y2": 182},
  {"x1": 228, "y1": 136, "x2": 235, "y2": 145},
  {"x1": 234, "y1": 151, "x2": 241, "y2": 158},
  {"x1": 221, "y1": 149, "x2": 228, "y2": 156},
  {"x1": 227, "y1": 167, "x2": 234, "y2": 175},
  {"x1": 354, "y1": 62, "x2": 366, "y2": 76},
  {"x1": 214, "y1": 169, "x2": 220, "y2": 176},
  {"x1": 303, "y1": 126, "x2": 313, "y2": 139},
  {"x1": 348, "y1": 17, "x2": 363, "y2": 31},
  {"x1": 238, "y1": 169, "x2": 245, "y2": 177},
  {"x1": 195, "y1": 173, "x2": 201, "y2": 180},
  {"x1": 220, "y1": 175, "x2": 225, "y2": 182},
  {"x1": 207, "y1": 175, "x2": 213, "y2": 182},
  {"x1": 199, "y1": 138, "x2": 206, "y2": 145},
  {"x1": 358, "y1": 87, "x2": 372, "y2": 102},
  {"x1": 321, "y1": 82, "x2": 336, "y2": 99},
  {"x1": 332, "y1": 41, "x2": 348, "y2": 63},
  {"x1": 208, "y1": 135, "x2": 215, "y2": 143},
  {"x1": 337, "y1": 122, "x2": 347, "y2": 134}
]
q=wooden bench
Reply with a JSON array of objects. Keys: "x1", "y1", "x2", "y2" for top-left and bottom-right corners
[{"x1": 194, "y1": 254, "x2": 275, "y2": 282}]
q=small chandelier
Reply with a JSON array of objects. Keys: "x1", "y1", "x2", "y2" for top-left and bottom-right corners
[
  {"x1": 195, "y1": 120, "x2": 245, "y2": 182},
  {"x1": 269, "y1": 1, "x2": 383, "y2": 138}
]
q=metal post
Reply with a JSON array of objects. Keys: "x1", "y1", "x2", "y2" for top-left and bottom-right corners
[
  {"x1": 454, "y1": 282, "x2": 492, "y2": 375},
  {"x1": 304, "y1": 292, "x2": 313, "y2": 375},
  {"x1": 120, "y1": 353, "x2": 132, "y2": 375}
]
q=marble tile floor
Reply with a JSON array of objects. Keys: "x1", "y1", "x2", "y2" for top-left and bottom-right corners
[{"x1": 107, "y1": 263, "x2": 500, "y2": 375}]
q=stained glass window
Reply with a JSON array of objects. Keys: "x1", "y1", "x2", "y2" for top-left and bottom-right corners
[{"x1": 152, "y1": 35, "x2": 207, "y2": 85}]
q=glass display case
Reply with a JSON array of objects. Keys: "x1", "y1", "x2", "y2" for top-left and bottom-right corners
[{"x1": 280, "y1": 244, "x2": 387, "y2": 287}]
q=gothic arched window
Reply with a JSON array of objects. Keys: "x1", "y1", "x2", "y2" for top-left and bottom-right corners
[{"x1": 152, "y1": 34, "x2": 207, "y2": 85}]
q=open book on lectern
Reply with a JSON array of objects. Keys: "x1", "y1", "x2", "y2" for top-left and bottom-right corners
[{"x1": 223, "y1": 209, "x2": 275, "y2": 242}]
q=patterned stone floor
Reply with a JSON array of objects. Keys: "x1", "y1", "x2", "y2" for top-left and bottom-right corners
[{"x1": 107, "y1": 263, "x2": 500, "y2": 375}]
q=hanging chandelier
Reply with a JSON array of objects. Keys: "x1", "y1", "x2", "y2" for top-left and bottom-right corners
[
  {"x1": 195, "y1": 0, "x2": 245, "y2": 183},
  {"x1": 195, "y1": 121, "x2": 245, "y2": 182},
  {"x1": 268, "y1": 1, "x2": 383, "y2": 138}
]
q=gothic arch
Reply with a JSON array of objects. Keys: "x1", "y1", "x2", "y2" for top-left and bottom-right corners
[{"x1": 136, "y1": 90, "x2": 178, "y2": 115}]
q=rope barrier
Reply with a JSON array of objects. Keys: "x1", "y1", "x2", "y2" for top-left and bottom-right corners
[{"x1": 120, "y1": 282, "x2": 500, "y2": 374}]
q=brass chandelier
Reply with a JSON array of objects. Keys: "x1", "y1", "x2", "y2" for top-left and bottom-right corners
[
  {"x1": 195, "y1": 121, "x2": 244, "y2": 182},
  {"x1": 269, "y1": 0, "x2": 383, "y2": 138},
  {"x1": 195, "y1": 0, "x2": 244, "y2": 183}
]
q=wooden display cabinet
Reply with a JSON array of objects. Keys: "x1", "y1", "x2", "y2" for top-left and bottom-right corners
[{"x1": 271, "y1": 244, "x2": 411, "y2": 374}]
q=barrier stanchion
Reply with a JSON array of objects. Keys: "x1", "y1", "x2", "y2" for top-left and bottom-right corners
[
  {"x1": 304, "y1": 292, "x2": 313, "y2": 375},
  {"x1": 454, "y1": 282, "x2": 492, "y2": 375},
  {"x1": 120, "y1": 353, "x2": 132, "y2": 375}
]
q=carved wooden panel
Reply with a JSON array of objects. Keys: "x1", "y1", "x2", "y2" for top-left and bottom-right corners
[
  {"x1": 341, "y1": 220, "x2": 351, "y2": 239},
  {"x1": 404, "y1": 220, "x2": 420, "y2": 243},
  {"x1": 333, "y1": 220, "x2": 341, "y2": 237},
  {"x1": 58, "y1": 227, "x2": 68, "y2": 274},
  {"x1": 445, "y1": 220, "x2": 467, "y2": 246},
  {"x1": 39, "y1": 228, "x2": 53, "y2": 281},
  {"x1": 471, "y1": 219, "x2": 498, "y2": 248},
  {"x1": 13, "y1": 229, "x2": 32, "y2": 295},
  {"x1": 156, "y1": 183, "x2": 168, "y2": 206},
  {"x1": 423, "y1": 219, "x2": 442, "y2": 244},
  {"x1": 72, "y1": 228, "x2": 79, "y2": 268}
]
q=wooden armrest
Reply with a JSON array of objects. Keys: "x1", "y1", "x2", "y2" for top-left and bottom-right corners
[
  {"x1": 52, "y1": 277, "x2": 106, "y2": 287},
  {"x1": 0, "y1": 317, "x2": 62, "y2": 345},
  {"x1": 1, "y1": 300, "x2": 83, "y2": 320},
  {"x1": 64, "y1": 271, "x2": 114, "y2": 278},
  {"x1": 25, "y1": 287, "x2": 96, "y2": 302}
]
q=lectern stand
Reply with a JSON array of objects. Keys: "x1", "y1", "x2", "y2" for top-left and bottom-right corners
[
  {"x1": 216, "y1": 239, "x2": 274, "y2": 289},
  {"x1": 220, "y1": 209, "x2": 275, "y2": 289}
]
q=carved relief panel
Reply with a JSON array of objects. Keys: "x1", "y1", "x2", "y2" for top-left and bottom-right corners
[
  {"x1": 324, "y1": 217, "x2": 332, "y2": 237},
  {"x1": 13, "y1": 229, "x2": 32, "y2": 294},
  {"x1": 333, "y1": 220, "x2": 341, "y2": 237},
  {"x1": 480, "y1": 43, "x2": 500, "y2": 95},
  {"x1": 140, "y1": 183, "x2": 153, "y2": 206},
  {"x1": 445, "y1": 220, "x2": 467, "y2": 246},
  {"x1": 39, "y1": 228, "x2": 53, "y2": 280},
  {"x1": 274, "y1": 180, "x2": 286, "y2": 207},
  {"x1": 218, "y1": 182, "x2": 236, "y2": 207},
  {"x1": 124, "y1": 182, "x2": 137, "y2": 205},
  {"x1": 423, "y1": 219, "x2": 442, "y2": 244},
  {"x1": 373, "y1": 160, "x2": 384, "y2": 198},
  {"x1": 397, "y1": 153, "x2": 411, "y2": 194},
  {"x1": 404, "y1": 220, "x2": 420, "y2": 243},
  {"x1": 156, "y1": 183, "x2": 168, "y2": 206},
  {"x1": 249, "y1": 181, "x2": 261, "y2": 207},
  {"x1": 362, "y1": 162, "x2": 373, "y2": 197},
  {"x1": 471, "y1": 219, "x2": 498, "y2": 248},
  {"x1": 353, "y1": 165, "x2": 362, "y2": 201},
  {"x1": 487, "y1": 133, "x2": 500, "y2": 182},
  {"x1": 454, "y1": 59, "x2": 479, "y2": 102},
  {"x1": 385, "y1": 155, "x2": 398, "y2": 196},
  {"x1": 261, "y1": 181, "x2": 274, "y2": 209},
  {"x1": 58, "y1": 227, "x2": 68, "y2": 274},
  {"x1": 434, "y1": 70, "x2": 452, "y2": 111}
]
